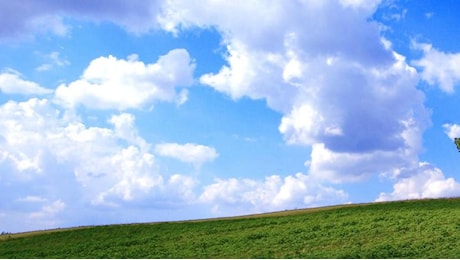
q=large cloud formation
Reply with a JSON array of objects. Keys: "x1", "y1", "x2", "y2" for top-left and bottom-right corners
[
  {"x1": 0, "y1": 97, "x2": 348, "y2": 231},
  {"x1": 0, "y1": 98, "x2": 199, "y2": 231},
  {"x1": 157, "y1": 0, "x2": 460, "y2": 203},
  {"x1": 158, "y1": 0, "x2": 431, "y2": 184}
]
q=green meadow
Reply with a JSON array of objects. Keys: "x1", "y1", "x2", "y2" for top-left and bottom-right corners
[{"x1": 1, "y1": 198, "x2": 460, "y2": 258}]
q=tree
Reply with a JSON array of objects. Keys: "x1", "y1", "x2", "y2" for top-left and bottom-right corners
[{"x1": 455, "y1": 138, "x2": 460, "y2": 152}]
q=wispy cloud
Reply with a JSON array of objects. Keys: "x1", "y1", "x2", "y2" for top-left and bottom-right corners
[
  {"x1": 155, "y1": 142, "x2": 219, "y2": 168},
  {"x1": 0, "y1": 0, "x2": 164, "y2": 39},
  {"x1": 0, "y1": 69, "x2": 52, "y2": 95},
  {"x1": 36, "y1": 51, "x2": 70, "y2": 72},
  {"x1": 412, "y1": 42, "x2": 460, "y2": 93}
]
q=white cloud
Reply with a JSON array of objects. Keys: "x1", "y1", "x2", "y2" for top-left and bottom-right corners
[
  {"x1": 167, "y1": 174, "x2": 197, "y2": 203},
  {"x1": 0, "y1": 98, "x2": 196, "y2": 214},
  {"x1": 0, "y1": 97, "x2": 210, "y2": 233},
  {"x1": 89, "y1": 145, "x2": 162, "y2": 207},
  {"x1": 374, "y1": 1, "x2": 407, "y2": 22},
  {"x1": 28, "y1": 15, "x2": 69, "y2": 38},
  {"x1": 279, "y1": 51, "x2": 426, "y2": 154},
  {"x1": 36, "y1": 51, "x2": 70, "y2": 72},
  {"x1": 16, "y1": 196, "x2": 48, "y2": 203},
  {"x1": 412, "y1": 43, "x2": 460, "y2": 93},
  {"x1": 0, "y1": 70, "x2": 53, "y2": 95},
  {"x1": 59, "y1": 0, "x2": 164, "y2": 34},
  {"x1": 377, "y1": 162, "x2": 460, "y2": 201},
  {"x1": 200, "y1": 173, "x2": 348, "y2": 215},
  {"x1": 160, "y1": 0, "x2": 430, "y2": 183},
  {"x1": 0, "y1": 0, "x2": 164, "y2": 39},
  {"x1": 443, "y1": 123, "x2": 460, "y2": 140},
  {"x1": 339, "y1": 0, "x2": 381, "y2": 10},
  {"x1": 199, "y1": 40, "x2": 296, "y2": 112},
  {"x1": 109, "y1": 113, "x2": 148, "y2": 149},
  {"x1": 155, "y1": 142, "x2": 218, "y2": 167},
  {"x1": 45, "y1": 115, "x2": 170, "y2": 208},
  {"x1": 307, "y1": 143, "x2": 406, "y2": 183},
  {"x1": 54, "y1": 49, "x2": 195, "y2": 110},
  {"x1": 26, "y1": 200, "x2": 66, "y2": 230},
  {"x1": 30, "y1": 200, "x2": 65, "y2": 219},
  {"x1": 0, "y1": 98, "x2": 60, "y2": 174},
  {"x1": 305, "y1": 110, "x2": 426, "y2": 183}
]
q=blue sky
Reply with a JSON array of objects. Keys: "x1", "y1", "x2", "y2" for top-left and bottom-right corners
[{"x1": 1, "y1": 0, "x2": 460, "y2": 233}]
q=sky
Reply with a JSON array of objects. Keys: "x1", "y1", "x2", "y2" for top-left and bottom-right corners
[{"x1": 1, "y1": 0, "x2": 460, "y2": 233}]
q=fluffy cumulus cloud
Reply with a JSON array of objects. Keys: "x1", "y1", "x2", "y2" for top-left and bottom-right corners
[
  {"x1": 412, "y1": 43, "x2": 460, "y2": 93},
  {"x1": 443, "y1": 123, "x2": 460, "y2": 140},
  {"x1": 169, "y1": 0, "x2": 387, "y2": 113},
  {"x1": 200, "y1": 173, "x2": 348, "y2": 215},
  {"x1": 377, "y1": 162, "x2": 460, "y2": 201},
  {"x1": 0, "y1": 0, "x2": 164, "y2": 39},
  {"x1": 0, "y1": 98, "x2": 199, "y2": 231},
  {"x1": 54, "y1": 49, "x2": 195, "y2": 110},
  {"x1": 0, "y1": 70, "x2": 53, "y2": 95},
  {"x1": 155, "y1": 142, "x2": 218, "y2": 168},
  {"x1": 159, "y1": 0, "x2": 430, "y2": 183},
  {"x1": 1, "y1": 96, "x2": 346, "y2": 231},
  {"x1": 0, "y1": 98, "x2": 60, "y2": 173}
]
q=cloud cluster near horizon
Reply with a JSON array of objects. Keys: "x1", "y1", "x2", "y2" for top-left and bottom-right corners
[{"x1": 1, "y1": 0, "x2": 460, "y2": 233}]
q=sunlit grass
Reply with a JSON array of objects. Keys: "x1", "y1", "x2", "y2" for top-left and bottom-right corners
[{"x1": 1, "y1": 198, "x2": 460, "y2": 258}]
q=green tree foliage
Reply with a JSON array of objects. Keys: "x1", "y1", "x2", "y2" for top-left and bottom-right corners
[{"x1": 455, "y1": 138, "x2": 460, "y2": 152}]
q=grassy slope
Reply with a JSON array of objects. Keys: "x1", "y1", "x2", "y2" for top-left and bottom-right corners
[{"x1": 1, "y1": 198, "x2": 460, "y2": 258}]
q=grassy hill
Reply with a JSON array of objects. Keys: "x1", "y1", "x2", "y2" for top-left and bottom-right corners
[{"x1": 1, "y1": 198, "x2": 460, "y2": 258}]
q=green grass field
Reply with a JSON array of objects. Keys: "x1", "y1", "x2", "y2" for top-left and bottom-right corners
[{"x1": 1, "y1": 198, "x2": 460, "y2": 258}]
